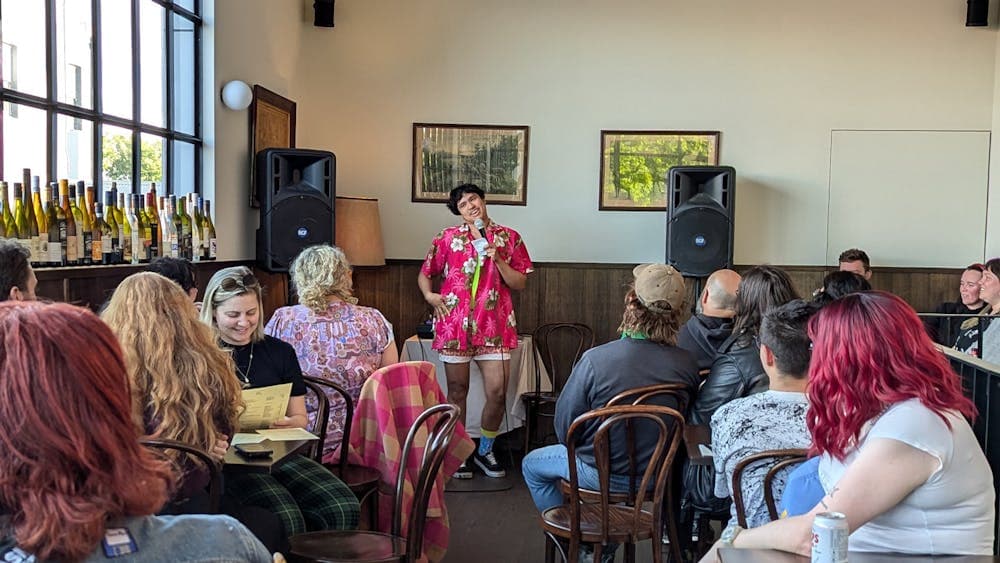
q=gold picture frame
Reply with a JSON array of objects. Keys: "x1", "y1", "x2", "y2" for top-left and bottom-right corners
[{"x1": 249, "y1": 85, "x2": 297, "y2": 208}]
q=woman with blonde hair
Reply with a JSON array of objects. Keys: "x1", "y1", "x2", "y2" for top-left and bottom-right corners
[
  {"x1": 201, "y1": 265, "x2": 360, "y2": 536},
  {"x1": 266, "y1": 244, "x2": 397, "y2": 463}
]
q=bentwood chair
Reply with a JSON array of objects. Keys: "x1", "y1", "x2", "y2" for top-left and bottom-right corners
[
  {"x1": 541, "y1": 404, "x2": 685, "y2": 563},
  {"x1": 302, "y1": 375, "x2": 381, "y2": 531},
  {"x1": 731, "y1": 448, "x2": 809, "y2": 529},
  {"x1": 288, "y1": 403, "x2": 461, "y2": 563},
  {"x1": 523, "y1": 323, "x2": 595, "y2": 451},
  {"x1": 141, "y1": 438, "x2": 222, "y2": 514}
]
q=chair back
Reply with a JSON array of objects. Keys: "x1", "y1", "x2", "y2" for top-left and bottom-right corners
[
  {"x1": 302, "y1": 375, "x2": 355, "y2": 469},
  {"x1": 731, "y1": 448, "x2": 808, "y2": 528},
  {"x1": 563, "y1": 405, "x2": 684, "y2": 550},
  {"x1": 391, "y1": 403, "x2": 461, "y2": 563},
  {"x1": 532, "y1": 323, "x2": 594, "y2": 393},
  {"x1": 141, "y1": 438, "x2": 222, "y2": 514}
]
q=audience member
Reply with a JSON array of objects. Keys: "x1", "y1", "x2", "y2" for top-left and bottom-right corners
[
  {"x1": 838, "y1": 248, "x2": 872, "y2": 280},
  {"x1": 956, "y1": 258, "x2": 1000, "y2": 360},
  {"x1": 0, "y1": 239, "x2": 36, "y2": 301},
  {"x1": 522, "y1": 263, "x2": 698, "y2": 513},
  {"x1": 265, "y1": 245, "x2": 398, "y2": 463},
  {"x1": 811, "y1": 270, "x2": 871, "y2": 308},
  {"x1": 146, "y1": 256, "x2": 198, "y2": 300},
  {"x1": 703, "y1": 292, "x2": 995, "y2": 557},
  {"x1": 677, "y1": 268, "x2": 741, "y2": 370},
  {"x1": 201, "y1": 266, "x2": 360, "y2": 536},
  {"x1": 926, "y1": 263, "x2": 988, "y2": 346},
  {"x1": 0, "y1": 301, "x2": 271, "y2": 561},
  {"x1": 711, "y1": 299, "x2": 815, "y2": 532}
]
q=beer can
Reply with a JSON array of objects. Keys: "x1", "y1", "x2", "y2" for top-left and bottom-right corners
[{"x1": 811, "y1": 511, "x2": 848, "y2": 563}]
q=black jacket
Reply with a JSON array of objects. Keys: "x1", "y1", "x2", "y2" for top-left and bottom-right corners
[
  {"x1": 677, "y1": 314, "x2": 734, "y2": 371},
  {"x1": 688, "y1": 331, "x2": 769, "y2": 426}
]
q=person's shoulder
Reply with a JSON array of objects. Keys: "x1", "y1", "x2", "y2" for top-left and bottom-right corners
[
  {"x1": 262, "y1": 334, "x2": 297, "y2": 354},
  {"x1": 130, "y1": 515, "x2": 268, "y2": 561}
]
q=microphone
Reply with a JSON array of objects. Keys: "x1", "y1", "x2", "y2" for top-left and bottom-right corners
[{"x1": 472, "y1": 219, "x2": 488, "y2": 257}]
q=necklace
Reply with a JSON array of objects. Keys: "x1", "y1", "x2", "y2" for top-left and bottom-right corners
[{"x1": 233, "y1": 342, "x2": 254, "y2": 386}]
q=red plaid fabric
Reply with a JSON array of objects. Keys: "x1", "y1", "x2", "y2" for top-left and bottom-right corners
[{"x1": 347, "y1": 361, "x2": 475, "y2": 563}]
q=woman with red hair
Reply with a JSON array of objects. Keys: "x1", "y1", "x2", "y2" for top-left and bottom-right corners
[
  {"x1": 703, "y1": 291, "x2": 994, "y2": 558},
  {"x1": 0, "y1": 301, "x2": 272, "y2": 561}
]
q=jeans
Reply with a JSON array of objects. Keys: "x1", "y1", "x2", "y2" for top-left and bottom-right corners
[{"x1": 521, "y1": 444, "x2": 635, "y2": 512}]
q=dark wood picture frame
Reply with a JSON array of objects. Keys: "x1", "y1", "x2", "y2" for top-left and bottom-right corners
[
  {"x1": 412, "y1": 123, "x2": 529, "y2": 206},
  {"x1": 249, "y1": 85, "x2": 297, "y2": 208},
  {"x1": 599, "y1": 130, "x2": 720, "y2": 211}
]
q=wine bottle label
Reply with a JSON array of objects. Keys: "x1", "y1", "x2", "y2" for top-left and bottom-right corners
[
  {"x1": 209, "y1": 238, "x2": 217, "y2": 259},
  {"x1": 83, "y1": 233, "x2": 93, "y2": 264},
  {"x1": 47, "y1": 238, "x2": 60, "y2": 264},
  {"x1": 122, "y1": 237, "x2": 133, "y2": 263},
  {"x1": 101, "y1": 236, "x2": 113, "y2": 255}
]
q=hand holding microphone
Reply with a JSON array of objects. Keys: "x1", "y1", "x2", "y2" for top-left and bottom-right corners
[{"x1": 472, "y1": 218, "x2": 490, "y2": 258}]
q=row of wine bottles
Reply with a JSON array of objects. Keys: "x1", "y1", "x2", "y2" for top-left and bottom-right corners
[{"x1": 0, "y1": 168, "x2": 218, "y2": 267}]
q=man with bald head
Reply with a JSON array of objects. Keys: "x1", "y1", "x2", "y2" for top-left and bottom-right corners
[{"x1": 677, "y1": 269, "x2": 740, "y2": 370}]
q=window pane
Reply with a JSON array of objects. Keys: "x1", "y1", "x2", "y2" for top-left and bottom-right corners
[
  {"x1": 2, "y1": 104, "x2": 47, "y2": 185},
  {"x1": 101, "y1": 0, "x2": 134, "y2": 119},
  {"x1": 171, "y1": 14, "x2": 196, "y2": 136},
  {"x1": 175, "y1": 0, "x2": 197, "y2": 15},
  {"x1": 139, "y1": 1, "x2": 166, "y2": 127},
  {"x1": 101, "y1": 125, "x2": 134, "y2": 193},
  {"x1": 56, "y1": 114, "x2": 94, "y2": 185},
  {"x1": 56, "y1": 0, "x2": 94, "y2": 109},
  {"x1": 139, "y1": 133, "x2": 165, "y2": 193},
  {"x1": 172, "y1": 140, "x2": 195, "y2": 196},
  {"x1": 0, "y1": 2, "x2": 46, "y2": 97}
]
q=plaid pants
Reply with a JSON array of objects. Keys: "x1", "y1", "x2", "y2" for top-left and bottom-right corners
[{"x1": 225, "y1": 454, "x2": 360, "y2": 536}]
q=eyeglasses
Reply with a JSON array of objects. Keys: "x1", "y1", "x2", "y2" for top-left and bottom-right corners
[{"x1": 219, "y1": 273, "x2": 259, "y2": 292}]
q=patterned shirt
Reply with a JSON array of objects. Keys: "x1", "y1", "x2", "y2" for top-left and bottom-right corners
[
  {"x1": 711, "y1": 390, "x2": 811, "y2": 528},
  {"x1": 264, "y1": 301, "x2": 393, "y2": 460},
  {"x1": 420, "y1": 221, "x2": 532, "y2": 352}
]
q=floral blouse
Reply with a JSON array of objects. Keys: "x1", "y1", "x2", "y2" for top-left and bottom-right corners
[
  {"x1": 420, "y1": 221, "x2": 533, "y2": 352},
  {"x1": 264, "y1": 301, "x2": 393, "y2": 461}
]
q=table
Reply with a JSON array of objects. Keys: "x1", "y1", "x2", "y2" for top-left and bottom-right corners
[
  {"x1": 223, "y1": 439, "x2": 312, "y2": 474},
  {"x1": 719, "y1": 548, "x2": 1000, "y2": 562},
  {"x1": 684, "y1": 423, "x2": 713, "y2": 466},
  {"x1": 400, "y1": 335, "x2": 551, "y2": 437}
]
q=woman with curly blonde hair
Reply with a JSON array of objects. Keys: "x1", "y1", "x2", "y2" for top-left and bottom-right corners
[
  {"x1": 102, "y1": 273, "x2": 242, "y2": 494},
  {"x1": 266, "y1": 244, "x2": 397, "y2": 463}
]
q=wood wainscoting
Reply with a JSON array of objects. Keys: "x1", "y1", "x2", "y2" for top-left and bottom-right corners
[{"x1": 350, "y1": 260, "x2": 966, "y2": 350}]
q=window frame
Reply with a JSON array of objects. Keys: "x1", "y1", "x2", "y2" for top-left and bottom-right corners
[{"x1": 0, "y1": 0, "x2": 202, "y2": 195}]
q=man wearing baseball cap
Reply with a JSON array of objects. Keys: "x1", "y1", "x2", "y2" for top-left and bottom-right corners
[{"x1": 522, "y1": 262, "x2": 700, "y2": 515}]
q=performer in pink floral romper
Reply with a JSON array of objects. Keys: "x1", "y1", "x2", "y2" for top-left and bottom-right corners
[{"x1": 418, "y1": 184, "x2": 533, "y2": 479}]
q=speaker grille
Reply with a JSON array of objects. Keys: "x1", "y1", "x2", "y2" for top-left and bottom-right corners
[{"x1": 667, "y1": 205, "x2": 732, "y2": 277}]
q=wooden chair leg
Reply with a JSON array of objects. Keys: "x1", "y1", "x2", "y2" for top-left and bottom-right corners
[{"x1": 368, "y1": 489, "x2": 378, "y2": 531}]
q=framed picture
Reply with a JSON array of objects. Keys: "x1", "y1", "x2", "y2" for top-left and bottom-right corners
[
  {"x1": 599, "y1": 130, "x2": 720, "y2": 211},
  {"x1": 412, "y1": 123, "x2": 529, "y2": 205},
  {"x1": 249, "y1": 85, "x2": 297, "y2": 208}
]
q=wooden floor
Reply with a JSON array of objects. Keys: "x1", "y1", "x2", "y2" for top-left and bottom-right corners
[{"x1": 442, "y1": 449, "x2": 668, "y2": 563}]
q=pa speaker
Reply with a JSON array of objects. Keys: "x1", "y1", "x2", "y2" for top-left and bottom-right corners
[
  {"x1": 314, "y1": 0, "x2": 335, "y2": 27},
  {"x1": 255, "y1": 148, "x2": 336, "y2": 272},
  {"x1": 968, "y1": 0, "x2": 988, "y2": 26},
  {"x1": 666, "y1": 166, "x2": 735, "y2": 277}
]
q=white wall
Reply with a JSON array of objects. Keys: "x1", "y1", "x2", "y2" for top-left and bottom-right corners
[{"x1": 215, "y1": 0, "x2": 999, "y2": 266}]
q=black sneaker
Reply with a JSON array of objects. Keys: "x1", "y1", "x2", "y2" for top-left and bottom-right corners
[
  {"x1": 473, "y1": 450, "x2": 506, "y2": 478},
  {"x1": 453, "y1": 460, "x2": 473, "y2": 480}
]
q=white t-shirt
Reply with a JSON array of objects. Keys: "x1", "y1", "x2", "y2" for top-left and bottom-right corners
[{"x1": 818, "y1": 399, "x2": 995, "y2": 554}]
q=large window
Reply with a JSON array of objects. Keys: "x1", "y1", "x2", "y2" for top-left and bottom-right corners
[{"x1": 0, "y1": 0, "x2": 202, "y2": 196}]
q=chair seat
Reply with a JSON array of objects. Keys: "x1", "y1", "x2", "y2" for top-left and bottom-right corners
[
  {"x1": 540, "y1": 503, "x2": 656, "y2": 544},
  {"x1": 557, "y1": 479, "x2": 633, "y2": 505},
  {"x1": 289, "y1": 530, "x2": 406, "y2": 562}
]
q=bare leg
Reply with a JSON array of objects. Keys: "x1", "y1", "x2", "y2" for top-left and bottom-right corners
[
  {"x1": 444, "y1": 362, "x2": 471, "y2": 427},
  {"x1": 477, "y1": 358, "x2": 509, "y2": 432}
]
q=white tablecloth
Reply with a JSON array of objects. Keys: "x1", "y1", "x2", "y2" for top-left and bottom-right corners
[{"x1": 400, "y1": 335, "x2": 552, "y2": 437}]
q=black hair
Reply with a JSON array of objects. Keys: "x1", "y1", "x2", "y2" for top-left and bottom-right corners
[
  {"x1": 838, "y1": 248, "x2": 871, "y2": 271},
  {"x1": 759, "y1": 299, "x2": 817, "y2": 378},
  {"x1": 446, "y1": 184, "x2": 485, "y2": 216},
  {"x1": 732, "y1": 265, "x2": 800, "y2": 341},
  {"x1": 813, "y1": 271, "x2": 872, "y2": 307},
  {"x1": 146, "y1": 257, "x2": 196, "y2": 293},
  {"x1": 0, "y1": 240, "x2": 31, "y2": 301}
]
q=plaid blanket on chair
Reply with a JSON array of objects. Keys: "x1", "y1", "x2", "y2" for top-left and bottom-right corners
[{"x1": 347, "y1": 360, "x2": 475, "y2": 563}]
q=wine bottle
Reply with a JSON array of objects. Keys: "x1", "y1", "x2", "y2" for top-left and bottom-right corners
[
  {"x1": 32, "y1": 177, "x2": 47, "y2": 267},
  {"x1": 204, "y1": 198, "x2": 217, "y2": 260},
  {"x1": 95, "y1": 201, "x2": 114, "y2": 265},
  {"x1": 13, "y1": 183, "x2": 30, "y2": 254},
  {"x1": 59, "y1": 180, "x2": 79, "y2": 265},
  {"x1": 189, "y1": 194, "x2": 203, "y2": 262},
  {"x1": 49, "y1": 183, "x2": 68, "y2": 266},
  {"x1": 72, "y1": 181, "x2": 92, "y2": 265},
  {"x1": 176, "y1": 196, "x2": 193, "y2": 260},
  {"x1": 134, "y1": 194, "x2": 149, "y2": 263},
  {"x1": 115, "y1": 189, "x2": 127, "y2": 261},
  {"x1": 1, "y1": 182, "x2": 16, "y2": 238},
  {"x1": 103, "y1": 191, "x2": 120, "y2": 264},
  {"x1": 22, "y1": 178, "x2": 39, "y2": 266},
  {"x1": 142, "y1": 192, "x2": 157, "y2": 261},
  {"x1": 121, "y1": 193, "x2": 134, "y2": 265}
]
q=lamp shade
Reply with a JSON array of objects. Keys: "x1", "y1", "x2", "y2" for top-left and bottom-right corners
[
  {"x1": 335, "y1": 196, "x2": 386, "y2": 266},
  {"x1": 220, "y1": 80, "x2": 253, "y2": 110}
]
